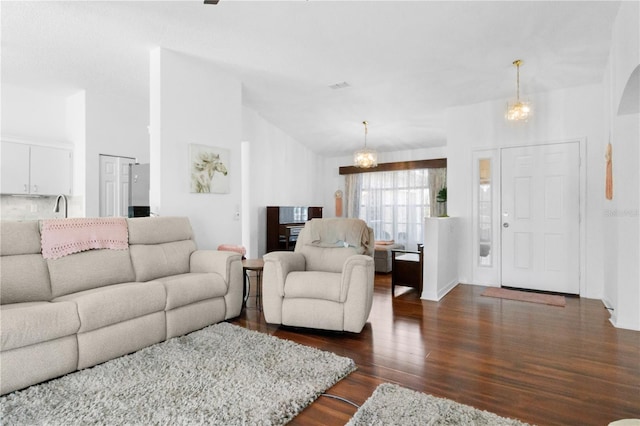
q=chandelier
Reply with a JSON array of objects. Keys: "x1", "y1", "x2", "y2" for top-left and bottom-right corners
[
  {"x1": 506, "y1": 59, "x2": 532, "y2": 121},
  {"x1": 353, "y1": 120, "x2": 378, "y2": 168}
]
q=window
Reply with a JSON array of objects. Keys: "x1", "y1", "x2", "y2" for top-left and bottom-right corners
[
  {"x1": 345, "y1": 167, "x2": 445, "y2": 249},
  {"x1": 478, "y1": 158, "x2": 492, "y2": 266}
]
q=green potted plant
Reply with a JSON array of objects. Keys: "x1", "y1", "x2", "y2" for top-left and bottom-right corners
[{"x1": 436, "y1": 187, "x2": 448, "y2": 217}]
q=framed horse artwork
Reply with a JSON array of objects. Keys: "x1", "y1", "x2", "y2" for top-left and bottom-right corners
[{"x1": 189, "y1": 144, "x2": 230, "y2": 194}]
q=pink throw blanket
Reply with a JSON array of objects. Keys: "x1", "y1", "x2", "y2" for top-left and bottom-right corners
[
  {"x1": 41, "y1": 218, "x2": 129, "y2": 260},
  {"x1": 217, "y1": 244, "x2": 247, "y2": 257}
]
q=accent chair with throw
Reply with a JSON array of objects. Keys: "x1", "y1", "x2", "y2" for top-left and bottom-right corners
[{"x1": 262, "y1": 218, "x2": 375, "y2": 333}]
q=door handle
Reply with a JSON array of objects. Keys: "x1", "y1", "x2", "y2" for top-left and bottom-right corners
[{"x1": 503, "y1": 223, "x2": 509, "y2": 228}]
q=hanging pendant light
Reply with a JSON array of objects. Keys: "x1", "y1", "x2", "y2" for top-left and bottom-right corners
[
  {"x1": 353, "y1": 120, "x2": 378, "y2": 168},
  {"x1": 506, "y1": 59, "x2": 532, "y2": 122}
]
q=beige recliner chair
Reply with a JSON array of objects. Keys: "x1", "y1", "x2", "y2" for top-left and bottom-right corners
[{"x1": 262, "y1": 218, "x2": 375, "y2": 333}]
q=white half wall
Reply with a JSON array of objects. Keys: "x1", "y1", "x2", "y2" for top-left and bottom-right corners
[
  {"x1": 150, "y1": 48, "x2": 242, "y2": 250},
  {"x1": 422, "y1": 217, "x2": 459, "y2": 301}
]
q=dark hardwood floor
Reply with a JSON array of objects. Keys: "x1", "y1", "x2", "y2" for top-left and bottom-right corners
[{"x1": 232, "y1": 273, "x2": 640, "y2": 426}]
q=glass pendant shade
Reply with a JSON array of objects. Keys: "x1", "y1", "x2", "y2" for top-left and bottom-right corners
[
  {"x1": 506, "y1": 59, "x2": 532, "y2": 122},
  {"x1": 506, "y1": 100, "x2": 532, "y2": 121},
  {"x1": 354, "y1": 148, "x2": 378, "y2": 168},
  {"x1": 354, "y1": 121, "x2": 378, "y2": 168}
]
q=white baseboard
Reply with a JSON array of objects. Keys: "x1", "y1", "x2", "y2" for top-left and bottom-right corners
[
  {"x1": 421, "y1": 279, "x2": 459, "y2": 301},
  {"x1": 438, "y1": 279, "x2": 458, "y2": 300}
]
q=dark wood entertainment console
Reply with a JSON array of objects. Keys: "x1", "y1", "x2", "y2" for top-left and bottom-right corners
[{"x1": 266, "y1": 206, "x2": 323, "y2": 253}]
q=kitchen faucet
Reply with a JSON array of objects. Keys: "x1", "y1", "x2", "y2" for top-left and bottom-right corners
[{"x1": 53, "y1": 194, "x2": 68, "y2": 218}]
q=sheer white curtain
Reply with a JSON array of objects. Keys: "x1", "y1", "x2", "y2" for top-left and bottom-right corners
[
  {"x1": 345, "y1": 169, "x2": 444, "y2": 250},
  {"x1": 428, "y1": 168, "x2": 447, "y2": 217},
  {"x1": 344, "y1": 174, "x2": 361, "y2": 219}
]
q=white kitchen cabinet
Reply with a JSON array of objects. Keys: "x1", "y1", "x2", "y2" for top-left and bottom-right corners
[
  {"x1": 1, "y1": 141, "x2": 72, "y2": 195},
  {"x1": 1, "y1": 142, "x2": 31, "y2": 194}
]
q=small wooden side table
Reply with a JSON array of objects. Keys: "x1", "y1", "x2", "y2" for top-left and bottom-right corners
[
  {"x1": 391, "y1": 244, "x2": 424, "y2": 297},
  {"x1": 242, "y1": 258, "x2": 264, "y2": 310}
]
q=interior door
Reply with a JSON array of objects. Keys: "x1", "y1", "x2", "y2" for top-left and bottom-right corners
[
  {"x1": 99, "y1": 155, "x2": 134, "y2": 217},
  {"x1": 119, "y1": 161, "x2": 130, "y2": 217},
  {"x1": 501, "y1": 143, "x2": 580, "y2": 294}
]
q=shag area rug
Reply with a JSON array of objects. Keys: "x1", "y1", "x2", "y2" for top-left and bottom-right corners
[
  {"x1": 0, "y1": 322, "x2": 356, "y2": 425},
  {"x1": 481, "y1": 287, "x2": 566, "y2": 307},
  {"x1": 347, "y1": 383, "x2": 531, "y2": 426}
]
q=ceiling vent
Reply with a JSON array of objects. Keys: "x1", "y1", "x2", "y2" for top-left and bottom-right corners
[{"x1": 329, "y1": 81, "x2": 350, "y2": 90}]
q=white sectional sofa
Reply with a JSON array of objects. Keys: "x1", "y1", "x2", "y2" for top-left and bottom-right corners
[{"x1": 0, "y1": 216, "x2": 243, "y2": 395}]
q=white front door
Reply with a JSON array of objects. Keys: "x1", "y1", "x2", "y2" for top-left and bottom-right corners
[{"x1": 501, "y1": 143, "x2": 580, "y2": 294}]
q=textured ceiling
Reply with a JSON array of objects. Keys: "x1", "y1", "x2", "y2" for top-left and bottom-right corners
[{"x1": 1, "y1": 1, "x2": 621, "y2": 156}]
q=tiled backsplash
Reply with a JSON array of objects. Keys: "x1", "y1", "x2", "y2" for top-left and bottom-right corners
[{"x1": 0, "y1": 195, "x2": 83, "y2": 220}]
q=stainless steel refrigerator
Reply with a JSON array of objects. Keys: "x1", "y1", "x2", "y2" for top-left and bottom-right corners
[{"x1": 128, "y1": 163, "x2": 150, "y2": 217}]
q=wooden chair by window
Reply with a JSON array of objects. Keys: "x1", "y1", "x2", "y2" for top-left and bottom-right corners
[{"x1": 391, "y1": 244, "x2": 424, "y2": 296}]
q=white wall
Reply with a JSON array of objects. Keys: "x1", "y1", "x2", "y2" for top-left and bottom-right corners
[
  {"x1": 84, "y1": 90, "x2": 149, "y2": 217},
  {"x1": 150, "y1": 48, "x2": 242, "y2": 250},
  {"x1": 66, "y1": 91, "x2": 86, "y2": 201},
  {"x1": 445, "y1": 84, "x2": 605, "y2": 299},
  {"x1": 242, "y1": 107, "x2": 323, "y2": 257},
  {"x1": 1, "y1": 85, "x2": 68, "y2": 142},
  {"x1": 604, "y1": 114, "x2": 639, "y2": 330},
  {"x1": 601, "y1": 0, "x2": 640, "y2": 330}
]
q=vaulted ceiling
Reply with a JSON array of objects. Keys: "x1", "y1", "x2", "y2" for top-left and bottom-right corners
[{"x1": 1, "y1": 1, "x2": 621, "y2": 156}]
